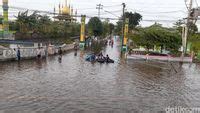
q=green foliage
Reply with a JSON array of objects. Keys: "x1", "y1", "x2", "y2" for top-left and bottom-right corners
[
  {"x1": 109, "y1": 23, "x2": 115, "y2": 35},
  {"x1": 173, "y1": 19, "x2": 184, "y2": 33},
  {"x1": 91, "y1": 42, "x2": 103, "y2": 54},
  {"x1": 124, "y1": 12, "x2": 142, "y2": 30},
  {"x1": 0, "y1": 17, "x2": 3, "y2": 24},
  {"x1": 115, "y1": 11, "x2": 142, "y2": 35},
  {"x1": 173, "y1": 20, "x2": 198, "y2": 36},
  {"x1": 130, "y1": 23, "x2": 182, "y2": 53},
  {"x1": 15, "y1": 11, "x2": 40, "y2": 33},
  {"x1": 173, "y1": 20, "x2": 200, "y2": 57},
  {"x1": 198, "y1": 52, "x2": 200, "y2": 60},
  {"x1": 115, "y1": 21, "x2": 123, "y2": 35},
  {"x1": 10, "y1": 11, "x2": 80, "y2": 42},
  {"x1": 190, "y1": 34, "x2": 200, "y2": 54},
  {"x1": 191, "y1": 41, "x2": 200, "y2": 53},
  {"x1": 88, "y1": 17, "x2": 103, "y2": 37},
  {"x1": 91, "y1": 40, "x2": 105, "y2": 54},
  {"x1": 102, "y1": 21, "x2": 109, "y2": 37}
]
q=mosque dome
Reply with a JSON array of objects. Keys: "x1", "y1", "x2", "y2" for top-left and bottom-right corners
[{"x1": 62, "y1": 6, "x2": 70, "y2": 15}]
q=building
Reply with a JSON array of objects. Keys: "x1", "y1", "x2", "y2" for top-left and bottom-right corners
[
  {"x1": 54, "y1": 0, "x2": 77, "y2": 22},
  {"x1": 0, "y1": 0, "x2": 13, "y2": 39}
]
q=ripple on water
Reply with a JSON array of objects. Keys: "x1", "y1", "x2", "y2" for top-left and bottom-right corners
[{"x1": 0, "y1": 44, "x2": 200, "y2": 112}]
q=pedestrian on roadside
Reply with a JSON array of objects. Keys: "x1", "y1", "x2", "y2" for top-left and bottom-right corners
[
  {"x1": 58, "y1": 47, "x2": 63, "y2": 62},
  {"x1": 111, "y1": 39, "x2": 114, "y2": 47},
  {"x1": 74, "y1": 42, "x2": 78, "y2": 51},
  {"x1": 17, "y1": 47, "x2": 21, "y2": 61},
  {"x1": 12, "y1": 48, "x2": 17, "y2": 59},
  {"x1": 45, "y1": 43, "x2": 49, "y2": 58},
  {"x1": 37, "y1": 47, "x2": 42, "y2": 59},
  {"x1": 58, "y1": 47, "x2": 63, "y2": 56}
]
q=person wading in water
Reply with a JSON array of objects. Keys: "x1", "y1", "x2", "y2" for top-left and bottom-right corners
[
  {"x1": 58, "y1": 47, "x2": 63, "y2": 63},
  {"x1": 37, "y1": 47, "x2": 42, "y2": 59},
  {"x1": 17, "y1": 47, "x2": 21, "y2": 61}
]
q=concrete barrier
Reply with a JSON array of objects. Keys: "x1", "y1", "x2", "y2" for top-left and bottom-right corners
[
  {"x1": 0, "y1": 44, "x2": 74, "y2": 61},
  {"x1": 127, "y1": 54, "x2": 193, "y2": 63}
]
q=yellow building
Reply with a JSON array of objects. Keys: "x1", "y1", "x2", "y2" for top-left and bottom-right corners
[
  {"x1": 54, "y1": 0, "x2": 76, "y2": 22},
  {"x1": 62, "y1": 5, "x2": 70, "y2": 15}
]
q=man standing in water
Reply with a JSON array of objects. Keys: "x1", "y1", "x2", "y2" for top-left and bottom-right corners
[
  {"x1": 37, "y1": 47, "x2": 42, "y2": 59},
  {"x1": 17, "y1": 47, "x2": 21, "y2": 61},
  {"x1": 58, "y1": 47, "x2": 63, "y2": 63}
]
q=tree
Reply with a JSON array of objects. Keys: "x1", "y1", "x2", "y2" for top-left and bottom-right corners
[
  {"x1": 108, "y1": 23, "x2": 115, "y2": 35},
  {"x1": 102, "y1": 20, "x2": 109, "y2": 37},
  {"x1": 124, "y1": 12, "x2": 142, "y2": 31},
  {"x1": 131, "y1": 23, "x2": 182, "y2": 53},
  {"x1": 173, "y1": 19, "x2": 184, "y2": 33},
  {"x1": 189, "y1": 34, "x2": 200, "y2": 56},
  {"x1": 115, "y1": 12, "x2": 142, "y2": 35},
  {"x1": 16, "y1": 10, "x2": 29, "y2": 33},
  {"x1": 88, "y1": 17, "x2": 103, "y2": 37},
  {"x1": 38, "y1": 15, "x2": 51, "y2": 34},
  {"x1": 115, "y1": 21, "x2": 123, "y2": 35},
  {"x1": 12, "y1": 10, "x2": 80, "y2": 42},
  {"x1": 173, "y1": 20, "x2": 198, "y2": 36},
  {"x1": 188, "y1": 22, "x2": 198, "y2": 35}
]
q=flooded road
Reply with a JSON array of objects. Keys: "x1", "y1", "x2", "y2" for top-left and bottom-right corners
[{"x1": 0, "y1": 40, "x2": 200, "y2": 112}]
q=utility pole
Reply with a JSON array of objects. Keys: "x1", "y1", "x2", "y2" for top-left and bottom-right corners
[
  {"x1": 2, "y1": 0, "x2": 9, "y2": 39},
  {"x1": 183, "y1": 0, "x2": 193, "y2": 55},
  {"x1": 96, "y1": 4, "x2": 103, "y2": 18},
  {"x1": 122, "y1": 3, "x2": 126, "y2": 49}
]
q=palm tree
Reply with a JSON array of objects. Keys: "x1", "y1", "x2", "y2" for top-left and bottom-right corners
[{"x1": 16, "y1": 10, "x2": 40, "y2": 33}]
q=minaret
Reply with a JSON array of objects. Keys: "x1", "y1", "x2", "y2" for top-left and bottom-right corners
[
  {"x1": 59, "y1": 3, "x2": 61, "y2": 14},
  {"x1": 71, "y1": 6, "x2": 73, "y2": 16},
  {"x1": 2, "y1": 0, "x2": 9, "y2": 38},
  {"x1": 54, "y1": 6, "x2": 56, "y2": 21},
  {"x1": 69, "y1": 4, "x2": 71, "y2": 15},
  {"x1": 65, "y1": 0, "x2": 68, "y2": 7},
  {"x1": 54, "y1": 6, "x2": 56, "y2": 14},
  {"x1": 75, "y1": 9, "x2": 77, "y2": 16},
  {"x1": 75, "y1": 9, "x2": 77, "y2": 22}
]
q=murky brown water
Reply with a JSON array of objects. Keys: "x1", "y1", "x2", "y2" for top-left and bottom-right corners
[{"x1": 0, "y1": 40, "x2": 200, "y2": 112}]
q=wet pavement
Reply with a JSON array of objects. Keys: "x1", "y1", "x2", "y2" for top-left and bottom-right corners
[{"x1": 0, "y1": 39, "x2": 200, "y2": 112}]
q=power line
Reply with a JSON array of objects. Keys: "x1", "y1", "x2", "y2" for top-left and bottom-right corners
[
  {"x1": 127, "y1": 7, "x2": 187, "y2": 14},
  {"x1": 142, "y1": 15, "x2": 184, "y2": 20},
  {"x1": 102, "y1": 10, "x2": 122, "y2": 13},
  {"x1": 76, "y1": 7, "x2": 96, "y2": 10},
  {"x1": 142, "y1": 19, "x2": 179, "y2": 22},
  {"x1": 185, "y1": 0, "x2": 190, "y2": 11},
  {"x1": 195, "y1": 0, "x2": 199, "y2": 7},
  {"x1": 2, "y1": 5, "x2": 121, "y2": 21},
  {"x1": 104, "y1": 10, "x2": 120, "y2": 18},
  {"x1": 2, "y1": 5, "x2": 185, "y2": 24},
  {"x1": 103, "y1": 4, "x2": 121, "y2": 8},
  {"x1": 126, "y1": 1, "x2": 186, "y2": 6}
]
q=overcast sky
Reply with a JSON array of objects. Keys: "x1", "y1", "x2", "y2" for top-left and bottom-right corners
[{"x1": 1, "y1": 0, "x2": 200, "y2": 27}]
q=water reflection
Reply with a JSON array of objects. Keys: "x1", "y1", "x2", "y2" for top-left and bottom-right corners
[{"x1": 0, "y1": 42, "x2": 200, "y2": 112}]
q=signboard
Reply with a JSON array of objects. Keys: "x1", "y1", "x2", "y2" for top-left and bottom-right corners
[
  {"x1": 80, "y1": 15, "x2": 86, "y2": 42},
  {"x1": 122, "y1": 18, "x2": 129, "y2": 51}
]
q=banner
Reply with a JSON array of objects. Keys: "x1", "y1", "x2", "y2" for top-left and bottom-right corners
[
  {"x1": 80, "y1": 15, "x2": 86, "y2": 42},
  {"x1": 123, "y1": 18, "x2": 129, "y2": 47}
]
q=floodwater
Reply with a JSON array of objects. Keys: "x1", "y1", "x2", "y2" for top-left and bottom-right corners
[{"x1": 0, "y1": 40, "x2": 200, "y2": 112}]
